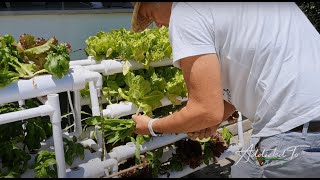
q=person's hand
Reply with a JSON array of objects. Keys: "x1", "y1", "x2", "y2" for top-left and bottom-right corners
[
  {"x1": 132, "y1": 114, "x2": 152, "y2": 135},
  {"x1": 187, "y1": 126, "x2": 218, "y2": 140}
]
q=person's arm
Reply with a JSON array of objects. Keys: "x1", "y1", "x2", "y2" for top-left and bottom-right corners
[
  {"x1": 187, "y1": 100, "x2": 236, "y2": 140},
  {"x1": 132, "y1": 53, "x2": 225, "y2": 134}
]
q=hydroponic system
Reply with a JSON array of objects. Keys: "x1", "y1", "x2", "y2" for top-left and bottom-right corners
[{"x1": 0, "y1": 28, "x2": 248, "y2": 178}]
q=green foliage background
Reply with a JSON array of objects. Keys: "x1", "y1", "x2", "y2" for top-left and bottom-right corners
[{"x1": 297, "y1": 2, "x2": 320, "y2": 32}]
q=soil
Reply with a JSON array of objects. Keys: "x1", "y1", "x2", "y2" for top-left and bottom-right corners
[
  {"x1": 117, "y1": 157, "x2": 151, "y2": 178},
  {"x1": 208, "y1": 134, "x2": 228, "y2": 159},
  {"x1": 174, "y1": 139, "x2": 203, "y2": 169}
]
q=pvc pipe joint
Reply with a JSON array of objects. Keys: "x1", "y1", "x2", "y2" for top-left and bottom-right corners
[
  {"x1": 236, "y1": 111, "x2": 244, "y2": 150},
  {"x1": 69, "y1": 56, "x2": 97, "y2": 67}
]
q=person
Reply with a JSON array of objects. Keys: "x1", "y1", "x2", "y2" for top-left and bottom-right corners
[{"x1": 130, "y1": 2, "x2": 320, "y2": 178}]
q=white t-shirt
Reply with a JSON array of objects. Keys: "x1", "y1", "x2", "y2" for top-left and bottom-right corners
[{"x1": 169, "y1": 2, "x2": 320, "y2": 137}]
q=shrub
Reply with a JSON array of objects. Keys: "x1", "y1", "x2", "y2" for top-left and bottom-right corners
[{"x1": 297, "y1": 2, "x2": 320, "y2": 32}]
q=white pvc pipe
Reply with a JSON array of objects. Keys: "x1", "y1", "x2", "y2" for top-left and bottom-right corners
[
  {"x1": 69, "y1": 56, "x2": 97, "y2": 66},
  {"x1": 80, "y1": 96, "x2": 108, "y2": 106},
  {"x1": 67, "y1": 149, "x2": 98, "y2": 169},
  {"x1": 37, "y1": 96, "x2": 48, "y2": 104},
  {"x1": 216, "y1": 143, "x2": 242, "y2": 161},
  {"x1": 102, "y1": 101, "x2": 133, "y2": 118},
  {"x1": 21, "y1": 141, "x2": 118, "y2": 178},
  {"x1": 70, "y1": 56, "x2": 172, "y2": 70},
  {"x1": 81, "y1": 58, "x2": 172, "y2": 76},
  {"x1": 83, "y1": 71, "x2": 103, "y2": 90},
  {"x1": 159, "y1": 96, "x2": 187, "y2": 107},
  {"x1": 66, "y1": 157, "x2": 118, "y2": 178},
  {"x1": 18, "y1": 100, "x2": 27, "y2": 130},
  {"x1": 236, "y1": 111, "x2": 244, "y2": 150},
  {"x1": 47, "y1": 94, "x2": 66, "y2": 178},
  {"x1": 20, "y1": 169, "x2": 35, "y2": 178},
  {"x1": 158, "y1": 146, "x2": 176, "y2": 163},
  {"x1": 78, "y1": 126, "x2": 96, "y2": 141},
  {"x1": 158, "y1": 160, "x2": 214, "y2": 178},
  {"x1": 89, "y1": 81, "x2": 100, "y2": 116},
  {"x1": 18, "y1": 100, "x2": 25, "y2": 107},
  {"x1": 80, "y1": 139, "x2": 100, "y2": 152},
  {"x1": 73, "y1": 90, "x2": 82, "y2": 137},
  {"x1": 108, "y1": 134, "x2": 187, "y2": 162},
  {"x1": 8, "y1": 95, "x2": 67, "y2": 178},
  {"x1": 103, "y1": 96, "x2": 188, "y2": 118},
  {"x1": 84, "y1": 63, "x2": 110, "y2": 74},
  {"x1": 102, "y1": 146, "x2": 176, "y2": 178},
  {"x1": 0, "y1": 105, "x2": 54, "y2": 125},
  {"x1": 106, "y1": 141, "x2": 239, "y2": 178},
  {"x1": 157, "y1": 143, "x2": 241, "y2": 178},
  {"x1": 140, "y1": 134, "x2": 187, "y2": 154},
  {"x1": 107, "y1": 123, "x2": 242, "y2": 175},
  {"x1": 95, "y1": 125, "x2": 103, "y2": 149},
  {"x1": 0, "y1": 68, "x2": 99, "y2": 105}
]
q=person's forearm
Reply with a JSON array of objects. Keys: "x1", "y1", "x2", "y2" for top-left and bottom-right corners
[
  {"x1": 152, "y1": 102, "x2": 224, "y2": 134},
  {"x1": 152, "y1": 100, "x2": 235, "y2": 134}
]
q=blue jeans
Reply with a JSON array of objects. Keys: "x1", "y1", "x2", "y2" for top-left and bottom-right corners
[{"x1": 230, "y1": 129, "x2": 320, "y2": 178}]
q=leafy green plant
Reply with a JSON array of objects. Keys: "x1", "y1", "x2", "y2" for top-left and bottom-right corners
[
  {"x1": 152, "y1": 102, "x2": 186, "y2": 118},
  {"x1": 43, "y1": 43, "x2": 71, "y2": 79},
  {"x1": 0, "y1": 141, "x2": 31, "y2": 177},
  {"x1": 202, "y1": 131, "x2": 231, "y2": 165},
  {"x1": 16, "y1": 34, "x2": 71, "y2": 79},
  {"x1": 130, "y1": 135, "x2": 151, "y2": 164},
  {"x1": 85, "y1": 116, "x2": 151, "y2": 164},
  {"x1": 221, "y1": 127, "x2": 233, "y2": 145},
  {"x1": 79, "y1": 64, "x2": 188, "y2": 115},
  {"x1": 85, "y1": 27, "x2": 172, "y2": 68},
  {"x1": 0, "y1": 102, "x2": 24, "y2": 143},
  {"x1": 203, "y1": 142, "x2": 214, "y2": 165},
  {"x1": 118, "y1": 71, "x2": 165, "y2": 116},
  {"x1": 154, "y1": 66, "x2": 187, "y2": 105},
  {"x1": 63, "y1": 136, "x2": 85, "y2": 166},
  {"x1": 0, "y1": 171, "x2": 20, "y2": 178},
  {"x1": 98, "y1": 66, "x2": 187, "y2": 116},
  {"x1": 0, "y1": 34, "x2": 71, "y2": 89},
  {"x1": 86, "y1": 117, "x2": 135, "y2": 145},
  {"x1": 0, "y1": 34, "x2": 33, "y2": 88},
  {"x1": 0, "y1": 121, "x2": 24, "y2": 143},
  {"x1": 23, "y1": 119, "x2": 46, "y2": 151},
  {"x1": 168, "y1": 153, "x2": 184, "y2": 172},
  {"x1": 32, "y1": 138, "x2": 85, "y2": 178},
  {"x1": 80, "y1": 82, "x2": 91, "y2": 98},
  {"x1": 33, "y1": 150, "x2": 57, "y2": 178},
  {"x1": 22, "y1": 100, "x2": 53, "y2": 151},
  {"x1": 0, "y1": 100, "x2": 54, "y2": 177},
  {"x1": 101, "y1": 73, "x2": 126, "y2": 103},
  {"x1": 145, "y1": 148, "x2": 164, "y2": 177}
]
